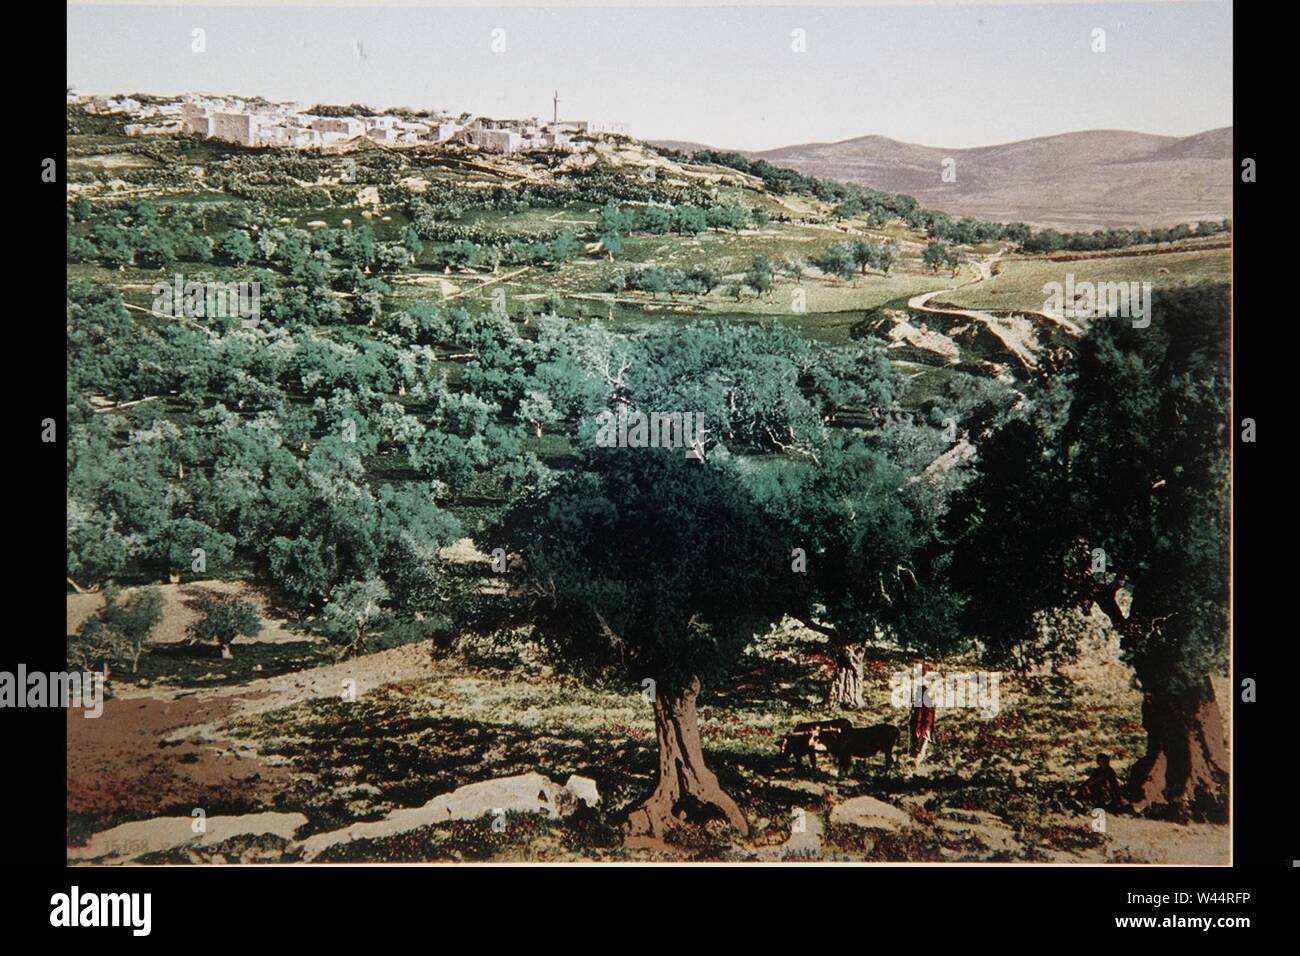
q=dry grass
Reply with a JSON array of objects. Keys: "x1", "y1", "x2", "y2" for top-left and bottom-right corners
[{"x1": 943, "y1": 246, "x2": 1230, "y2": 313}]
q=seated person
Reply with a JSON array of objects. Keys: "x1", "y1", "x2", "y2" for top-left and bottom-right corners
[{"x1": 1079, "y1": 753, "x2": 1125, "y2": 809}]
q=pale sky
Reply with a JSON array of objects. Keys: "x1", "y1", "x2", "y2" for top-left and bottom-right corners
[{"x1": 67, "y1": 1, "x2": 1233, "y2": 151}]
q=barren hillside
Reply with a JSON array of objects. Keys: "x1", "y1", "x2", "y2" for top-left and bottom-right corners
[{"x1": 654, "y1": 128, "x2": 1233, "y2": 231}]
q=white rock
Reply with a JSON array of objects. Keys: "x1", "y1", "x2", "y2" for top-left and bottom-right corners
[
  {"x1": 781, "y1": 810, "x2": 824, "y2": 859},
  {"x1": 562, "y1": 774, "x2": 600, "y2": 809},
  {"x1": 69, "y1": 811, "x2": 307, "y2": 864},
  {"x1": 828, "y1": 796, "x2": 912, "y2": 832},
  {"x1": 297, "y1": 773, "x2": 591, "y2": 861}
]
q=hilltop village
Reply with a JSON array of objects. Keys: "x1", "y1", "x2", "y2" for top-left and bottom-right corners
[{"x1": 72, "y1": 92, "x2": 602, "y2": 154}]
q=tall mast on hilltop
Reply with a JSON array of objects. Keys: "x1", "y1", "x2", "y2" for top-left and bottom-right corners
[{"x1": 553, "y1": 91, "x2": 559, "y2": 124}]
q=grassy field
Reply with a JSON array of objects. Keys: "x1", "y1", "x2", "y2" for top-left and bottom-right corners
[{"x1": 944, "y1": 246, "x2": 1231, "y2": 312}]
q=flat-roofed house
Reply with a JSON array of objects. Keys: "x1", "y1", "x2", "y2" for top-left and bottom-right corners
[
  {"x1": 211, "y1": 110, "x2": 258, "y2": 146},
  {"x1": 459, "y1": 126, "x2": 522, "y2": 153},
  {"x1": 310, "y1": 117, "x2": 365, "y2": 139}
]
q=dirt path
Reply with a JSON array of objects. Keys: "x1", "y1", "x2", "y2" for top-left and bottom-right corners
[
  {"x1": 441, "y1": 266, "x2": 531, "y2": 301},
  {"x1": 67, "y1": 618, "x2": 440, "y2": 850},
  {"x1": 67, "y1": 693, "x2": 294, "y2": 831},
  {"x1": 906, "y1": 248, "x2": 1082, "y2": 367},
  {"x1": 162, "y1": 642, "x2": 438, "y2": 721},
  {"x1": 544, "y1": 211, "x2": 598, "y2": 226}
]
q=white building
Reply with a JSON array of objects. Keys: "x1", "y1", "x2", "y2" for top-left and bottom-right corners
[
  {"x1": 310, "y1": 116, "x2": 365, "y2": 139},
  {"x1": 459, "y1": 125, "x2": 523, "y2": 153},
  {"x1": 210, "y1": 110, "x2": 259, "y2": 146}
]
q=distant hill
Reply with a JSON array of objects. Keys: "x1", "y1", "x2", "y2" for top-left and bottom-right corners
[{"x1": 650, "y1": 128, "x2": 1232, "y2": 231}]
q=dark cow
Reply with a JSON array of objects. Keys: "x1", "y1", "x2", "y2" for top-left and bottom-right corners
[
  {"x1": 779, "y1": 718, "x2": 853, "y2": 771},
  {"x1": 778, "y1": 732, "x2": 821, "y2": 769},
  {"x1": 819, "y1": 723, "x2": 901, "y2": 775}
]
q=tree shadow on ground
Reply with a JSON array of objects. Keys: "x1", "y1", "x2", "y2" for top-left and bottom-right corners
[{"x1": 237, "y1": 696, "x2": 659, "y2": 837}]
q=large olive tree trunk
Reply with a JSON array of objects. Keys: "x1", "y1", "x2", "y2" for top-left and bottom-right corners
[
  {"x1": 624, "y1": 675, "x2": 749, "y2": 840},
  {"x1": 1127, "y1": 668, "x2": 1228, "y2": 820},
  {"x1": 1090, "y1": 583, "x2": 1229, "y2": 819},
  {"x1": 825, "y1": 644, "x2": 867, "y2": 709}
]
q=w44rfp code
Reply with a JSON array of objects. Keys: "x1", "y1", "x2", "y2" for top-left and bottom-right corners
[{"x1": 1129, "y1": 893, "x2": 1250, "y2": 906}]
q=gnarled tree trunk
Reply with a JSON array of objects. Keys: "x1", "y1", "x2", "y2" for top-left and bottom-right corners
[
  {"x1": 624, "y1": 675, "x2": 749, "y2": 840},
  {"x1": 825, "y1": 644, "x2": 867, "y2": 710},
  {"x1": 1082, "y1": 577, "x2": 1229, "y2": 821},
  {"x1": 1127, "y1": 669, "x2": 1228, "y2": 820}
]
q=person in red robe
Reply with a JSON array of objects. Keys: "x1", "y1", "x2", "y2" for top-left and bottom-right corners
[{"x1": 909, "y1": 663, "x2": 936, "y2": 767}]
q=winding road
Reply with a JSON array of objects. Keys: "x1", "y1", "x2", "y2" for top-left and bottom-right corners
[{"x1": 905, "y1": 247, "x2": 1082, "y2": 369}]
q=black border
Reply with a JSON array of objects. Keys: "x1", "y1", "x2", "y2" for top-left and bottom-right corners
[{"x1": 5, "y1": 0, "x2": 1292, "y2": 935}]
